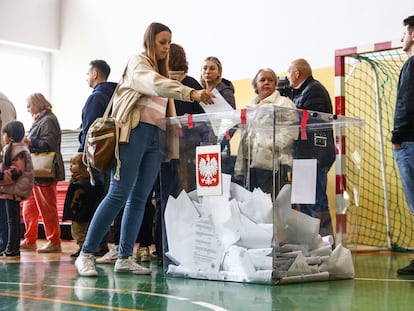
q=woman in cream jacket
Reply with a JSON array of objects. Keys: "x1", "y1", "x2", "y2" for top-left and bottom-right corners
[{"x1": 75, "y1": 22, "x2": 214, "y2": 276}]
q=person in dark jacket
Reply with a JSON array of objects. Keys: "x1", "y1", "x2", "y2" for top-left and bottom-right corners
[
  {"x1": 73, "y1": 59, "x2": 117, "y2": 257},
  {"x1": 287, "y1": 58, "x2": 335, "y2": 238},
  {"x1": 169, "y1": 44, "x2": 204, "y2": 117},
  {"x1": 0, "y1": 121, "x2": 34, "y2": 258},
  {"x1": 392, "y1": 15, "x2": 414, "y2": 275},
  {"x1": 21, "y1": 93, "x2": 65, "y2": 253},
  {"x1": 169, "y1": 43, "x2": 205, "y2": 192},
  {"x1": 78, "y1": 60, "x2": 117, "y2": 154},
  {"x1": 200, "y1": 56, "x2": 236, "y2": 110},
  {"x1": 62, "y1": 153, "x2": 104, "y2": 257},
  {"x1": 200, "y1": 56, "x2": 237, "y2": 175}
]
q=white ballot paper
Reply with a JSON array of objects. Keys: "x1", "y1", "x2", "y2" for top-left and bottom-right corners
[
  {"x1": 291, "y1": 159, "x2": 317, "y2": 204},
  {"x1": 200, "y1": 88, "x2": 234, "y2": 113},
  {"x1": 238, "y1": 188, "x2": 273, "y2": 224},
  {"x1": 192, "y1": 216, "x2": 224, "y2": 276},
  {"x1": 164, "y1": 191, "x2": 199, "y2": 268},
  {"x1": 200, "y1": 88, "x2": 239, "y2": 137},
  {"x1": 164, "y1": 179, "x2": 354, "y2": 284}
]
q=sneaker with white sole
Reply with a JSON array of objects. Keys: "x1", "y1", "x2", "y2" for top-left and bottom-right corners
[
  {"x1": 75, "y1": 252, "x2": 98, "y2": 276},
  {"x1": 37, "y1": 242, "x2": 61, "y2": 253},
  {"x1": 20, "y1": 240, "x2": 37, "y2": 252},
  {"x1": 96, "y1": 245, "x2": 119, "y2": 264},
  {"x1": 114, "y1": 256, "x2": 152, "y2": 275}
]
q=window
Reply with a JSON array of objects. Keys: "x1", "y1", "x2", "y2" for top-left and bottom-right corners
[{"x1": 0, "y1": 43, "x2": 51, "y2": 129}]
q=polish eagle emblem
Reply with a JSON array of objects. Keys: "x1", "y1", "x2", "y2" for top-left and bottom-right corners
[{"x1": 198, "y1": 153, "x2": 219, "y2": 186}]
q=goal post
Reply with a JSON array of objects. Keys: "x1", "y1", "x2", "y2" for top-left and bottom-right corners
[{"x1": 334, "y1": 41, "x2": 414, "y2": 251}]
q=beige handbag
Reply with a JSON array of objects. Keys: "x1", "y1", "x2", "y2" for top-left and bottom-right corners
[{"x1": 31, "y1": 151, "x2": 57, "y2": 178}]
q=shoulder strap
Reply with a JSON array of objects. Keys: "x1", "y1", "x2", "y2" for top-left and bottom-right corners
[
  {"x1": 103, "y1": 84, "x2": 118, "y2": 118},
  {"x1": 83, "y1": 64, "x2": 129, "y2": 185},
  {"x1": 103, "y1": 63, "x2": 129, "y2": 118}
]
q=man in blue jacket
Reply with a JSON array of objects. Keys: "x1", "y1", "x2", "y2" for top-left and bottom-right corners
[
  {"x1": 287, "y1": 58, "x2": 335, "y2": 238},
  {"x1": 72, "y1": 60, "x2": 117, "y2": 258},
  {"x1": 78, "y1": 60, "x2": 117, "y2": 153}
]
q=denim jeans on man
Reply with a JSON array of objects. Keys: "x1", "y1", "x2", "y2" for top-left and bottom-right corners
[
  {"x1": 82, "y1": 122, "x2": 163, "y2": 258},
  {"x1": 394, "y1": 142, "x2": 414, "y2": 215}
]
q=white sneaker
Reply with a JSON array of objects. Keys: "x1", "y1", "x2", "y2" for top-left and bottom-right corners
[
  {"x1": 96, "y1": 245, "x2": 119, "y2": 264},
  {"x1": 75, "y1": 252, "x2": 98, "y2": 276},
  {"x1": 114, "y1": 256, "x2": 152, "y2": 275}
]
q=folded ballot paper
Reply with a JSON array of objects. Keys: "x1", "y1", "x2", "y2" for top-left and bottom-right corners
[{"x1": 164, "y1": 175, "x2": 354, "y2": 284}]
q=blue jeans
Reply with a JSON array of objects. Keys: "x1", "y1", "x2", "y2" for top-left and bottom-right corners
[
  {"x1": 82, "y1": 122, "x2": 163, "y2": 258},
  {"x1": 299, "y1": 165, "x2": 333, "y2": 236},
  {"x1": 0, "y1": 200, "x2": 7, "y2": 252},
  {"x1": 394, "y1": 142, "x2": 414, "y2": 215}
]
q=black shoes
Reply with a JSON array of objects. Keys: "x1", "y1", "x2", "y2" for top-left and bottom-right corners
[
  {"x1": 0, "y1": 250, "x2": 20, "y2": 259},
  {"x1": 397, "y1": 260, "x2": 414, "y2": 275},
  {"x1": 5, "y1": 251, "x2": 20, "y2": 258},
  {"x1": 70, "y1": 245, "x2": 109, "y2": 258},
  {"x1": 70, "y1": 248, "x2": 81, "y2": 258}
]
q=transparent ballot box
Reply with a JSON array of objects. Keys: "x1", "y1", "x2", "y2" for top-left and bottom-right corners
[{"x1": 158, "y1": 105, "x2": 364, "y2": 285}]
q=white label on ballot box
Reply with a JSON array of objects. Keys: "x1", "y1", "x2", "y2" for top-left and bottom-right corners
[
  {"x1": 196, "y1": 144, "x2": 222, "y2": 196},
  {"x1": 291, "y1": 159, "x2": 317, "y2": 204}
]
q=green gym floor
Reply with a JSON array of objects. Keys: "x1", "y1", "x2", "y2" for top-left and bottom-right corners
[{"x1": 0, "y1": 241, "x2": 414, "y2": 311}]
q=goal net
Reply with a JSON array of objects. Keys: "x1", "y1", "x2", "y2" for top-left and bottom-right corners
[{"x1": 335, "y1": 42, "x2": 414, "y2": 251}]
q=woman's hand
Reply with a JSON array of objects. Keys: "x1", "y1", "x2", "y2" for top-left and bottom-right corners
[{"x1": 190, "y1": 89, "x2": 215, "y2": 104}]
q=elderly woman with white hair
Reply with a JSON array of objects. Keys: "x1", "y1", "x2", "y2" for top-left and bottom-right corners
[{"x1": 235, "y1": 68, "x2": 298, "y2": 196}]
